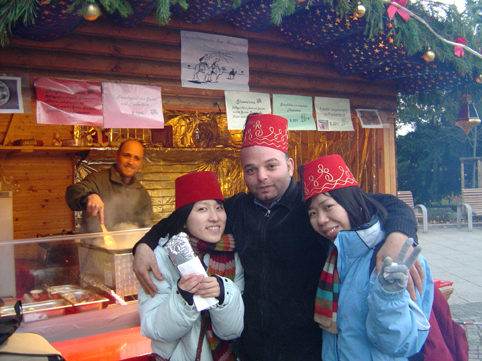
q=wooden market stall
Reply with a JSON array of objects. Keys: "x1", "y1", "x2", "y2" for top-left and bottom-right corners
[
  {"x1": 1, "y1": 1, "x2": 476, "y2": 358},
  {"x1": 0, "y1": 13, "x2": 399, "y2": 240}
]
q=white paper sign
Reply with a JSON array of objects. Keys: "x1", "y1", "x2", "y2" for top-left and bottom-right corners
[
  {"x1": 181, "y1": 31, "x2": 249, "y2": 91},
  {"x1": 178, "y1": 258, "x2": 218, "y2": 312},
  {"x1": 102, "y1": 82, "x2": 164, "y2": 129},
  {"x1": 225, "y1": 90, "x2": 271, "y2": 130},
  {"x1": 273, "y1": 94, "x2": 316, "y2": 130},
  {"x1": 314, "y1": 97, "x2": 354, "y2": 131}
]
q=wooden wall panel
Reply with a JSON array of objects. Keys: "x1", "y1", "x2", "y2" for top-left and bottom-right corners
[
  {"x1": 1, "y1": 101, "x2": 74, "y2": 147},
  {"x1": 0, "y1": 151, "x2": 74, "y2": 240},
  {"x1": 0, "y1": 13, "x2": 398, "y2": 241},
  {"x1": 1, "y1": 16, "x2": 398, "y2": 111}
]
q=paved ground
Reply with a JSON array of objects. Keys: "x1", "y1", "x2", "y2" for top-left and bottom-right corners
[{"x1": 418, "y1": 225, "x2": 482, "y2": 360}]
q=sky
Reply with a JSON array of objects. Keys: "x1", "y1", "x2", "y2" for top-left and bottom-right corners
[
  {"x1": 438, "y1": 0, "x2": 466, "y2": 12},
  {"x1": 416, "y1": 0, "x2": 467, "y2": 12}
]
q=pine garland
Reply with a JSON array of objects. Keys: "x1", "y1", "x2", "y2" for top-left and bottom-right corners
[
  {"x1": 271, "y1": 0, "x2": 300, "y2": 24},
  {"x1": 155, "y1": 0, "x2": 176, "y2": 25},
  {"x1": 0, "y1": 0, "x2": 40, "y2": 47},
  {"x1": 0, "y1": 0, "x2": 481, "y2": 81}
]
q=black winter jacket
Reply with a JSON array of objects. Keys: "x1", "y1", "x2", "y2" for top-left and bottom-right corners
[{"x1": 225, "y1": 178, "x2": 328, "y2": 361}]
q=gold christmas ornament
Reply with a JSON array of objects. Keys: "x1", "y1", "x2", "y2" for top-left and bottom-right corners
[
  {"x1": 476, "y1": 74, "x2": 482, "y2": 84},
  {"x1": 83, "y1": 3, "x2": 102, "y2": 21},
  {"x1": 422, "y1": 49, "x2": 435, "y2": 62},
  {"x1": 355, "y1": 3, "x2": 366, "y2": 18}
]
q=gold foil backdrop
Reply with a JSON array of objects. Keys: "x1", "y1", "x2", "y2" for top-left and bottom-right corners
[
  {"x1": 289, "y1": 124, "x2": 378, "y2": 192},
  {"x1": 74, "y1": 110, "x2": 379, "y2": 225}
]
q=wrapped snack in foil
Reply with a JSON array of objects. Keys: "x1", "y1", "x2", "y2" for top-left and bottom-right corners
[
  {"x1": 165, "y1": 232, "x2": 197, "y2": 268},
  {"x1": 165, "y1": 232, "x2": 218, "y2": 312}
]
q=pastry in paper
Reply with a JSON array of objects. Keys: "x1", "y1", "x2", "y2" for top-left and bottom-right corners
[{"x1": 165, "y1": 232, "x2": 218, "y2": 312}]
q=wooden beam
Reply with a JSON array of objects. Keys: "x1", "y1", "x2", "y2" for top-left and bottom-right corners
[{"x1": 2, "y1": 114, "x2": 20, "y2": 146}]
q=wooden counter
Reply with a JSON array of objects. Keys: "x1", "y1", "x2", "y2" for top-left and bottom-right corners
[{"x1": 52, "y1": 326, "x2": 151, "y2": 361}]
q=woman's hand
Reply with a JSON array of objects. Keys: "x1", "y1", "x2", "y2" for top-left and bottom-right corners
[
  {"x1": 376, "y1": 232, "x2": 424, "y2": 300},
  {"x1": 195, "y1": 276, "x2": 221, "y2": 298},
  {"x1": 378, "y1": 238, "x2": 422, "y2": 293},
  {"x1": 178, "y1": 273, "x2": 204, "y2": 293}
]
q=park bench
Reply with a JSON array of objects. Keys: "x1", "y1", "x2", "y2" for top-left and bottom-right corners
[
  {"x1": 457, "y1": 187, "x2": 482, "y2": 231},
  {"x1": 397, "y1": 191, "x2": 428, "y2": 233}
]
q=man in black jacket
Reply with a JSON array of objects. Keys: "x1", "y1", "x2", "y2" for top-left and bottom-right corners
[{"x1": 133, "y1": 114, "x2": 420, "y2": 361}]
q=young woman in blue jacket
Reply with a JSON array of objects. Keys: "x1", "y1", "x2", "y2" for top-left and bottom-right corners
[
  {"x1": 138, "y1": 171, "x2": 244, "y2": 361},
  {"x1": 299, "y1": 154, "x2": 434, "y2": 361}
]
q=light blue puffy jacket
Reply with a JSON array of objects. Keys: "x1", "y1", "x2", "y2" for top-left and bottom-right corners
[
  {"x1": 322, "y1": 218, "x2": 434, "y2": 361},
  {"x1": 139, "y1": 235, "x2": 245, "y2": 361}
]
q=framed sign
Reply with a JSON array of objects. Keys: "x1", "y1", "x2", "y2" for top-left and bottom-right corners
[
  {"x1": 356, "y1": 109, "x2": 384, "y2": 128},
  {"x1": 0, "y1": 76, "x2": 24, "y2": 113}
]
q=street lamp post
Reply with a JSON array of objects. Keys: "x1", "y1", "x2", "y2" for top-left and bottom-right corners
[{"x1": 455, "y1": 94, "x2": 480, "y2": 189}]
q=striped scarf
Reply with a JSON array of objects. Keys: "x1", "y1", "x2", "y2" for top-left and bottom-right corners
[
  {"x1": 314, "y1": 247, "x2": 339, "y2": 334},
  {"x1": 189, "y1": 233, "x2": 237, "y2": 361}
]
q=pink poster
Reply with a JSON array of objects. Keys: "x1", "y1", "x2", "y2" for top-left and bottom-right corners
[
  {"x1": 102, "y1": 83, "x2": 164, "y2": 129},
  {"x1": 35, "y1": 78, "x2": 103, "y2": 125}
]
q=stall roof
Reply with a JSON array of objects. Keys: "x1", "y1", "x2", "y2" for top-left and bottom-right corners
[{"x1": 2, "y1": 0, "x2": 481, "y2": 95}]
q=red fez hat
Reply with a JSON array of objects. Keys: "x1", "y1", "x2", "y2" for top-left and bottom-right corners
[
  {"x1": 175, "y1": 171, "x2": 224, "y2": 210},
  {"x1": 242, "y1": 114, "x2": 288, "y2": 153},
  {"x1": 301, "y1": 154, "x2": 358, "y2": 203}
]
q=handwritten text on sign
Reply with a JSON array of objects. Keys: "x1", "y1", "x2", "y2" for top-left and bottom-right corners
[
  {"x1": 273, "y1": 94, "x2": 315, "y2": 130},
  {"x1": 225, "y1": 90, "x2": 271, "y2": 130},
  {"x1": 314, "y1": 97, "x2": 354, "y2": 131},
  {"x1": 103, "y1": 83, "x2": 164, "y2": 129},
  {"x1": 35, "y1": 78, "x2": 103, "y2": 125}
]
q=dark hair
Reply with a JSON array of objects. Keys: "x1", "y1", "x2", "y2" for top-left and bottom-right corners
[
  {"x1": 306, "y1": 186, "x2": 387, "y2": 229},
  {"x1": 117, "y1": 139, "x2": 144, "y2": 155},
  {"x1": 164, "y1": 199, "x2": 225, "y2": 236}
]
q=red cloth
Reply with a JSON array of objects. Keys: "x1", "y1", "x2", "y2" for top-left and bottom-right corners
[
  {"x1": 301, "y1": 154, "x2": 358, "y2": 203},
  {"x1": 241, "y1": 114, "x2": 288, "y2": 153},
  {"x1": 422, "y1": 286, "x2": 468, "y2": 361},
  {"x1": 175, "y1": 171, "x2": 224, "y2": 210}
]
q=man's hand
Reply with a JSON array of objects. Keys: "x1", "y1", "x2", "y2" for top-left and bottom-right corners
[
  {"x1": 85, "y1": 194, "x2": 105, "y2": 224},
  {"x1": 376, "y1": 232, "x2": 424, "y2": 300},
  {"x1": 133, "y1": 243, "x2": 163, "y2": 297}
]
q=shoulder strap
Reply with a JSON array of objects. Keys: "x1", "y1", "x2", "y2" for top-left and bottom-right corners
[
  {"x1": 196, "y1": 311, "x2": 208, "y2": 361},
  {"x1": 369, "y1": 241, "x2": 385, "y2": 277}
]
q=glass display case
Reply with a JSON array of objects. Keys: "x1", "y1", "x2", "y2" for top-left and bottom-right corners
[{"x1": 0, "y1": 228, "x2": 149, "y2": 342}]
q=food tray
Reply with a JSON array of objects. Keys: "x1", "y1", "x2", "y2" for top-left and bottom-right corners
[
  {"x1": 47, "y1": 284, "x2": 81, "y2": 299},
  {"x1": 60, "y1": 289, "x2": 109, "y2": 312},
  {"x1": 0, "y1": 299, "x2": 72, "y2": 322}
]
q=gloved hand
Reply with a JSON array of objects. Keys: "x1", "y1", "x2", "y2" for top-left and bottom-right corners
[{"x1": 378, "y1": 238, "x2": 422, "y2": 293}]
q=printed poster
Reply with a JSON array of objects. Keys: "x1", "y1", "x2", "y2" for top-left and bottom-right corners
[
  {"x1": 35, "y1": 78, "x2": 103, "y2": 125},
  {"x1": 224, "y1": 90, "x2": 271, "y2": 130},
  {"x1": 181, "y1": 30, "x2": 249, "y2": 91},
  {"x1": 314, "y1": 97, "x2": 354, "y2": 131},
  {"x1": 103, "y1": 83, "x2": 164, "y2": 129},
  {"x1": 0, "y1": 76, "x2": 24, "y2": 114},
  {"x1": 273, "y1": 94, "x2": 316, "y2": 130},
  {"x1": 356, "y1": 109, "x2": 384, "y2": 129}
]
